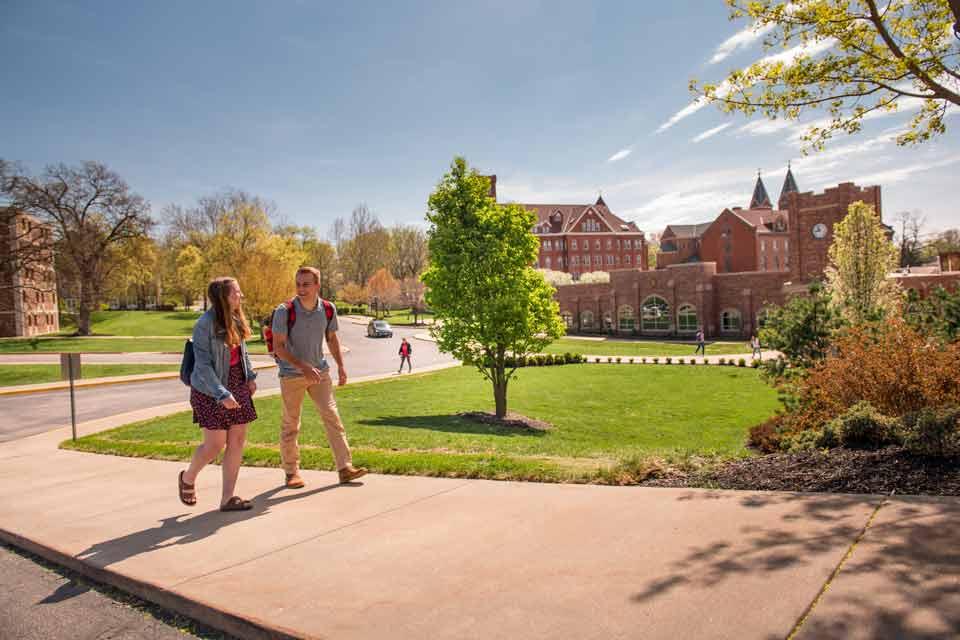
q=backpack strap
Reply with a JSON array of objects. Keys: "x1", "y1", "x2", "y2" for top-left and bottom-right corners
[
  {"x1": 285, "y1": 299, "x2": 296, "y2": 333},
  {"x1": 320, "y1": 298, "x2": 334, "y2": 322}
]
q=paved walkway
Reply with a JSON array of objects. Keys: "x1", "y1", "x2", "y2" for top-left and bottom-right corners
[{"x1": 0, "y1": 381, "x2": 957, "y2": 639}]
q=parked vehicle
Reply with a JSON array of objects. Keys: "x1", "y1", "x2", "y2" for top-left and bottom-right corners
[{"x1": 367, "y1": 319, "x2": 393, "y2": 338}]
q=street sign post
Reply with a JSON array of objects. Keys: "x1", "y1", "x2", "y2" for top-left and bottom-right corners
[{"x1": 60, "y1": 353, "x2": 81, "y2": 441}]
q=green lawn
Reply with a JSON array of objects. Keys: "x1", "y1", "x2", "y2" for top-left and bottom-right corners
[
  {"x1": 59, "y1": 310, "x2": 201, "y2": 336},
  {"x1": 0, "y1": 337, "x2": 269, "y2": 354},
  {"x1": 366, "y1": 308, "x2": 434, "y2": 326},
  {"x1": 542, "y1": 337, "x2": 752, "y2": 357},
  {"x1": 63, "y1": 364, "x2": 780, "y2": 484},
  {"x1": 0, "y1": 364, "x2": 180, "y2": 387}
]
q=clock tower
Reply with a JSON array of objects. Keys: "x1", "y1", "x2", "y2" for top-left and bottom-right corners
[{"x1": 785, "y1": 182, "x2": 882, "y2": 283}]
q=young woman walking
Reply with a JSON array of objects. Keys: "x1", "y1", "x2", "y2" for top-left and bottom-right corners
[{"x1": 178, "y1": 276, "x2": 259, "y2": 511}]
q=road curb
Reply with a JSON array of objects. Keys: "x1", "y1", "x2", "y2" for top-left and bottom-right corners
[
  {"x1": 0, "y1": 363, "x2": 278, "y2": 397},
  {"x1": 0, "y1": 527, "x2": 310, "y2": 640}
]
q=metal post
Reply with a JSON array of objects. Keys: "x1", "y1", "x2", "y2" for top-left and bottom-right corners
[{"x1": 61, "y1": 353, "x2": 79, "y2": 440}]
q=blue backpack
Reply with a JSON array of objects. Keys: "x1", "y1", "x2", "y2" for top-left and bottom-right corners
[{"x1": 179, "y1": 339, "x2": 194, "y2": 386}]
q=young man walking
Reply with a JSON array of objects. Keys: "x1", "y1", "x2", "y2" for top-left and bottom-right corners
[
  {"x1": 694, "y1": 328, "x2": 706, "y2": 357},
  {"x1": 398, "y1": 337, "x2": 412, "y2": 374},
  {"x1": 272, "y1": 267, "x2": 367, "y2": 488}
]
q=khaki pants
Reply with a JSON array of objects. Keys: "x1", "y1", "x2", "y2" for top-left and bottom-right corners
[{"x1": 279, "y1": 371, "x2": 352, "y2": 473}]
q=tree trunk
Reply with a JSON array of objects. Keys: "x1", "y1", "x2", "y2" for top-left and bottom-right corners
[
  {"x1": 77, "y1": 283, "x2": 92, "y2": 336},
  {"x1": 492, "y1": 361, "x2": 508, "y2": 419}
]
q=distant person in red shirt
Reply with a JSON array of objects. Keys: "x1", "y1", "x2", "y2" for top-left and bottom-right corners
[{"x1": 398, "y1": 337, "x2": 412, "y2": 374}]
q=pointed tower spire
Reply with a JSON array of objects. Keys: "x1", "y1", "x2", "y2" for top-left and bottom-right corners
[
  {"x1": 595, "y1": 192, "x2": 607, "y2": 207},
  {"x1": 777, "y1": 162, "x2": 799, "y2": 209},
  {"x1": 749, "y1": 169, "x2": 772, "y2": 209}
]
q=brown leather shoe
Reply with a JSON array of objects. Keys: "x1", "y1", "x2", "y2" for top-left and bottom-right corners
[
  {"x1": 338, "y1": 465, "x2": 368, "y2": 484},
  {"x1": 285, "y1": 473, "x2": 305, "y2": 489}
]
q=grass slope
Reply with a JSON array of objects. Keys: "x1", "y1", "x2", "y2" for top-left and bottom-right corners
[
  {"x1": 0, "y1": 364, "x2": 180, "y2": 386},
  {"x1": 63, "y1": 364, "x2": 779, "y2": 484}
]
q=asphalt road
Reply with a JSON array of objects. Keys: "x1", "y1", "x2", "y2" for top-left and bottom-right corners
[
  {"x1": 1, "y1": 544, "x2": 227, "y2": 640},
  {"x1": 0, "y1": 321, "x2": 455, "y2": 442}
]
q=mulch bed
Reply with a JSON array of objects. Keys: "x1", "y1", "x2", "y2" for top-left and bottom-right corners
[
  {"x1": 458, "y1": 411, "x2": 553, "y2": 432},
  {"x1": 644, "y1": 446, "x2": 960, "y2": 496}
]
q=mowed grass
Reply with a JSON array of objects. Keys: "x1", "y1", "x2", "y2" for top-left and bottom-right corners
[
  {"x1": 363, "y1": 308, "x2": 434, "y2": 326},
  {"x1": 0, "y1": 364, "x2": 180, "y2": 386},
  {"x1": 58, "y1": 310, "x2": 201, "y2": 336},
  {"x1": 63, "y1": 364, "x2": 780, "y2": 484},
  {"x1": 0, "y1": 336, "x2": 269, "y2": 354},
  {"x1": 541, "y1": 337, "x2": 752, "y2": 357}
]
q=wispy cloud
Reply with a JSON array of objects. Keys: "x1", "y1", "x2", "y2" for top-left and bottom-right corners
[
  {"x1": 607, "y1": 148, "x2": 632, "y2": 163},
  {"x1": 850, "y1": 155, "x2": 960, "y2": 186},
  {"x1": 621, "y1": 189, "x2": 748, "y2": 231},
  {"x1": 737, "y1": 119, "x2": 795, "y2": 136},
  {"x1": 656, "y1": 38, "x2": 836, "y2": 134},
  {"x1": 709, "y1": 23, "x2": 775, "y2": 64},
  {"x1": 691, "y1": 122, "x2": 732, "y2": 143}
]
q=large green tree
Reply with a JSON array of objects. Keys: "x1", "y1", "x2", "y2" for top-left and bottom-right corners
[
  {"x1": 694, "y1": 0, "x2": 960, "y2": 149},
  {"x1": 422, "y1": 158, "x2": 564, "y2": 419},
  {"x1": 825, "y1": 200, "x2": 901, "y2": 323},
  {"x1": 759, "y1": 281, "x2": 842, "y2": 368}
]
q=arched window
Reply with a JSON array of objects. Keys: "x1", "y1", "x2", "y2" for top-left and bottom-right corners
[
  {"x1": 560, "y1": 311, "x2": 574, "y2": 329},
  {"x1": 720, "y1": 309, "x2": 742, "y2": 333},
  {"x1": 641, "y1": 296, "x2": 670, "y2": 331},
  {"x1": 618, "y1": 305, "x2": 635, "y2": 331},
  {"x1": 677, "y1": 304, "x2": 698, "y2": 333},
  {"x1": 580, "y1": 310, "x2": 594, "y2": 329}
]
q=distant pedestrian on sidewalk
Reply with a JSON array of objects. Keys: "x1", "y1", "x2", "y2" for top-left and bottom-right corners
[
  {"x1": 751, "y1": 334, "x2": 762, "y2": 360},
  {"x1": 398, "y1": 337, "x2": 412, "y2": 373},
  {"x1": 271, "y1": 266, "x2": 368, "y2": 489},
  {"x1": 694, "y1": 328, "x2": 706, "y2": 356},
  {"x1": 179, "y1": 276, "x2": 258, "y2": 512}
]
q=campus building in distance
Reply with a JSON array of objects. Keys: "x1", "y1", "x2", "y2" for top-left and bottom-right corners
[
  {"x1": 534, "y1": 169, "x2": 959, "y2": 338},
  {"x1": 0, "y1": 210, "x2": 59, "y2": 337}
]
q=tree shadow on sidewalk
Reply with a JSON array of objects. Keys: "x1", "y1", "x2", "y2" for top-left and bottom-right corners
[
  {"x1": 75, "y1": 481, "x2": 359, "y2": 569},
  {"x1": 629, "y1": 491, "x2": 960, "y2": 639}
]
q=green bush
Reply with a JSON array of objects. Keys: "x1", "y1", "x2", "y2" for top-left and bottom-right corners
[
  {"x1": 902, "y1": 405, "x2": 960, "y2": 457},
  {"x1": 652, "y1": 357, "x2": 659, "y2": 364},
  {"x1": 833, "y1": 402, "x2": 903, "y2": 449},
  {"x1": 641, "y1": 358, "x2": 647, "y2": 364},
  {"x1": 738, "y1": 358, "x2": 746, "y2": 367},
  {"x1": 718, "y1": 358, "x2": 726, "y2": 365},
  {"x1": 594, "y1": 357, "x2": 601, "y2": 363},
  {"x1": 615, "y1": 357, "x2": 622, "y2": 364},
  {"x1": 665, "y1": 357, "x2": 672, "y2": 364},
  {"x1": 628, "y1": 357, "x2": 634, "y2": 364}
]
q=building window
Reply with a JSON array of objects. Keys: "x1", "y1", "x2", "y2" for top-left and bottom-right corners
[
  {"x1": 572, "y1": 256, "x2": 579, "y2": 266},
  {"x1": 594, "y1": 255, "x2": 602, "y2": 265},
  {"x1": 761, "y1": 240, "x2": 766, "y2": 253},
  {"x1": 606, "y1": 239, "x2": 612, "y2": 249},
  {"x1": 641, "y1": 296, "x2": 670, "y2": 331},
  {"x1": 545, "y1": 257, "x2": 551, "y2": 269},
  {"x1": 677, "y1": 304, "x2": 698, "y2": 333},
  {"x1": 624, "y1": 255, "x2": 631, "y2": 265},
  {"x1": 721, "y1": 309, "x2": 742, "y2": 333},
  {"x1": 624, "y1": 239, "x2": 632, "y2": 250},
  {"x1": 762, "y1": 257, "x2": 767, "y2": 271},
  {"x1": 572, "y1": 239, "x2": 578, "y2": 250},
  {"x1": 561, "y1": 312, "x2": 573, "y2": 329},
  {"x1": 594, "y1": 239, "x2": 601, "y2": 250},
  {"x1": 773, "y1": 239, "x2": 778, "y2": 250},
  {"x1": 756, "y1": 309, "x2": 769, "y2": 329},
  {"x1": 580, "y1": 310, "x2": 594, "y2": 329},
  {"x1": 618, "y1": 305, "x2": 635, "y2": 331},
  {"x1": 606, "y1": 255, "x2": 614, "y2": 265},
  {"x1": 544, "y1": 240, "x2": 552, "y2": 250},
  {"x1": 774, "y1": 255, "x2": 780, "y2": 270},
  {"x1": 636, "y1": 254, "x2": 642, "y2": 264},
  {"x1": 784, "y1": 239, "x2": 789, "y2": 253}
]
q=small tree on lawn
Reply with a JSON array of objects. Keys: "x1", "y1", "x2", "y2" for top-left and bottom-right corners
[
  {"x1": 422, "y1": 157, "x2": 564, "y2": 419},
  {"x1": 825, "y1": 200, "x2": 901, "y2": 324},
  {"x1": 759, "y1": 281, "x2": 842, "y2": 368}
]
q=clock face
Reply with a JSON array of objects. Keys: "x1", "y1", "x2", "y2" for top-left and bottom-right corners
[{"x1": 812, "y1": 223, "x2": 828, "y2": 239}]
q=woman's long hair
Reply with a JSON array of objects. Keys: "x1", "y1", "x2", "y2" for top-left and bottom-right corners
[{"x1": 207, "y1": 277, "x2": 252, "y2": 346}]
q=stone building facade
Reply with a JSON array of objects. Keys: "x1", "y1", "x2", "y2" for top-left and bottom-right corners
[
  {"x1": 554, "y1": 176, "x2": 959, "y2": 339},
  {"x1": 0, "y1": 210, "x2": 59, "y2": 337}
]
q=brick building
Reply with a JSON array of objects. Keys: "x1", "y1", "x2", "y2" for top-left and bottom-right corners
[
  {"x1": 489, "y1": 177, "x2": 649, "y2": 279},
  {"x1": 553, "y1": 174, "x2": 959, "y2": 338},
  {"x1": 0, "y1": 210, "x2": 60, "y2": 337}
]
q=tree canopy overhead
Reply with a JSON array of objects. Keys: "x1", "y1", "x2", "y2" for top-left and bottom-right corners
[{"x1": 693, "y1": 0, "x2": 960, "y2": 150}]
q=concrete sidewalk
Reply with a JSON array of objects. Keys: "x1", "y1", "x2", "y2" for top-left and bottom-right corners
[{"x1": 0, "y1": 399, "x2": 957, "y2": 639}]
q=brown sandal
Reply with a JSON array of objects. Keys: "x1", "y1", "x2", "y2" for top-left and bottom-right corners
[
  {"x1": 220, "y1": 496, "x2": 252, "y2": 512},
  {"x1": 178, "y1": 471, "x2": 196, "y2": 506}
]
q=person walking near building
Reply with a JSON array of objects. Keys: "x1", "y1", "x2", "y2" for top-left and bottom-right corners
[
  {"x1": 178, "y1": 276, "x2": 258, "y2": 512},
  {"x1": 272, "y1": 267, "x2": 368, "y2": 489},
  {"x1": 398, "y1": 337, "x2": 412, "y2": 373},
  {"x1": 694, "y1": 328, "x2": 706, "y2": 356},
  {"x1": 751, "y1": 334, "x2": 762, "y2": 360}
]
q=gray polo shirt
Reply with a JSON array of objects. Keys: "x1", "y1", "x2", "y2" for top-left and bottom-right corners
[{"x1": 271, "y1": 297, "x2": 339, "y2": 378}]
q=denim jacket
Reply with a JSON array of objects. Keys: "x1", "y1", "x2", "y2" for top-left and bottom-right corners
[{"x1": 189, "y1": 309, "x2": 257, "y2": 402}]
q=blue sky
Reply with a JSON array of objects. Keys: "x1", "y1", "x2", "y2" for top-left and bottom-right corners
[{"x1": 2, "y1": 0, "x2": 958, "y2": 238}]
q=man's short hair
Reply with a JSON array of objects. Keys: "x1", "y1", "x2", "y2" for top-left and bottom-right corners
[{"x1": 296, "y1": 266, "x2": 321, "y2": 284}]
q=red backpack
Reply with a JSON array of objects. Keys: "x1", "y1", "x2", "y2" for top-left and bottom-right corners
[{"x1": 264, "y1": 298, "x2": 334, "y2": 358}]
